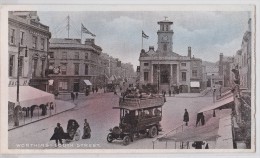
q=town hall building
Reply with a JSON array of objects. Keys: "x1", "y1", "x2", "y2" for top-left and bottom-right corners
[{"x1": 139, "y1": 18, "x2": 203, "y2": 93}]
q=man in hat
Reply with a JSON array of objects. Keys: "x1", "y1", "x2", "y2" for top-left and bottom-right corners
[
  {"x1": 51, "y1": 123, "x2": 64, "y2": 147},
  {"x1": 183, "y1": 109, "x2": 189, "y2": 126}
]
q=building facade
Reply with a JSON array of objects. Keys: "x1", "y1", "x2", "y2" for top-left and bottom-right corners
[
  {"x1": 139, "y1": 19, "x2": 203, "y2": 93},
  {"x1": 233, "y1": 19, "x2": 252, "y2": 90},
  {"x1": 99, "y1": 53, "x2": 135, "y2": 86},
  {"x1": 218, "y1": 53, "x2": 234, "y2": 87},
  {"x1": 8, "y1": 11, "x2": 51, "y2": 91},
  {"x1": 48, "y1": 38, "x2": 102, "y2": 93}
]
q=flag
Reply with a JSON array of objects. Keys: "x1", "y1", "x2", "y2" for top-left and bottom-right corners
[
  {"x1": 81, "y1": 24, "x2": 96, "y2": 37},
  {"x1": 142, "y1": 30, "x2": 149, "y2": 39}
]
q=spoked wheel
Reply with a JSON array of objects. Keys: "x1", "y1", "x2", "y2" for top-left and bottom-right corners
[
  {"x1": 107, "y1": 133, "x2": 113, "y2": 143},
  {"x1": 148, "y1": 126, "x2": 158, "y2": 138},
  {"x1": 74, "y1": 131, "x2": 80, "y2": 141},
  {"x1": 122, "y1": 135, "x2": 130, "y2": 146}
]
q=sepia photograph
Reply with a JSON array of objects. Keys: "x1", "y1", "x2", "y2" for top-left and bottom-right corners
[{"x1": 0, "y1": 3, "x2": 256, "y2": 154}]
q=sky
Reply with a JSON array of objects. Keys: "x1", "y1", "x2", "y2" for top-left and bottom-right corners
[{"x1": 38, "y1": 11, "x2": 251, "y2": 68}]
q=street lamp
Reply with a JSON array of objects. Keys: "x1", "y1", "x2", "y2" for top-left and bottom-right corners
[{"x1": 14, "y1": 43, "x2": 28, "y2": 126}]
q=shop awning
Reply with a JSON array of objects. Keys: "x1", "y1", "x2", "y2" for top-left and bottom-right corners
[
  {"x1": 198, "y1": 96, "x2": 234, "y2": 113},
  {"x1": 190, "y1": 81, "x2": 200, "y2": 88},
  {"x1": 83, "y1": 80, "x2": 92, "y2": 85},
  {"x1": 8, "y1": 86, "x2": 55, "y2": 107}
]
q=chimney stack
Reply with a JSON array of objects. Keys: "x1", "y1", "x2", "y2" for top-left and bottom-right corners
[
  {"x1": 188, "y1": 46, "x2": 191, "y2": 58},
  {"x1": 248, "y1": 18, "x2": 251, "y2": 32}
]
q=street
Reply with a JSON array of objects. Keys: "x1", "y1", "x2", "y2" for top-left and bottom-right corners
[{"x1": 8, "y1": 93, "x2": 213, "y2": 149}]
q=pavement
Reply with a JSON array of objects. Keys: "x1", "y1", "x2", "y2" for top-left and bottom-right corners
[{"x1": 8, "y1": 99, "x2": 76, "y2": 131}]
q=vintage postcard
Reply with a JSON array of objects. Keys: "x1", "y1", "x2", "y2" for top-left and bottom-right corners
[{"x1": 0, "y1": 4, "x2": 256, "y2": 154}]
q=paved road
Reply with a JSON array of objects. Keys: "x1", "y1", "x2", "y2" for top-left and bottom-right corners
[{"x1": 8, "y1": 93, "x2": 213, "y2": 149}]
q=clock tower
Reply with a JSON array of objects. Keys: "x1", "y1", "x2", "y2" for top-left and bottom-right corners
[{"x1": 157, "y1": 17, "x2": 174, "y2": 52}]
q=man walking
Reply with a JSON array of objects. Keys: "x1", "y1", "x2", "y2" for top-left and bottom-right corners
[
  {"x1": 50, "y1": 123, "x2": 64, "y2": 147},
  {"x1": 71, "y1": 92, "x2": 75, "y2": 102},
  {"x1": 183, "y1": 109, "x2": 189, "y2": 126}
]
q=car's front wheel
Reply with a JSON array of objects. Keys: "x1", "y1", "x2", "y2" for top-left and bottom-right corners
[
  {"x1": 122, "y1": 135, "x2": 130, "y2": 145},
  {"x1": 107, "y1": 133, "x2": 114, "y2": 143}
]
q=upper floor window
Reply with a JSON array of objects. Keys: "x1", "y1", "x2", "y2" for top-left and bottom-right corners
[
  {"x1": 181, "y1": 63, "x2": 186, "y2": 67},
  {"x1": 85, "y1": 64, "x2": 89, "y2": 75},
  {"x1": 182, "y1": 72, "x2": 186, "y2": 81},
  {"x1": 74, "y1": 63, "x2": 79, "y2": 75},
  {"x1": 61, "y1": 63, "x2": 67, "y2": 75},
  {"x1": 10, "y1": 29, "x2": 15, "y2": 44},
  {"x1": 166, "y1": 25, "x2": 169, "y2": 31},
  {"x1": 163, "y1": 44, "x2": 167, "y2": 51},
  {"x1": 20, "y1": 31, "x2": 24, "y2": 45},
  {"x1": 144, "y1": 63, "x2": 149, "y2": 66},
  {"x1": 192, "y1": 70, "x2": 198, "y2": 77},
  {"x1": 75, "y1": 52, "x2": 79, "y2": 59},
  {"x1": 9, "y1": 55, "x2": 15, "y2": 77},
  {"x1": 85, "y1": 52, "x2": 89, "y2": 60},
  {"x1": 62, "y1": 52, "x2": 67, "y2": 59},
  {"x1": 40, "y1": 38, "x2": 45, "y2": 50},
  {"x1": 32, "y1": 36, "x2": 37, "y2": 49}
]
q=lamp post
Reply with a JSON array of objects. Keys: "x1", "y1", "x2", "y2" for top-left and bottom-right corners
[{"x1": 14, "y1": 43, "x2": 28, "y2": 126}]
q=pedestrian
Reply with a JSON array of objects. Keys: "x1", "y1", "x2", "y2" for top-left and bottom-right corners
[
  {"x1": 183, "y1": 109, "x2": 189, "y2": 126},
  {"x1": 82, "y1": 119, "x2": 91, "y2": 139},
  {"x1": 71, "y1": 92, "x2": 75, "y2": 102},
  {"x1": 168, "y1": 89, "x2": 171, "y2": 97},
  {"x1": 201, "y1": 113, "x2": 205, "y2": 126},
  {"x1": 196, "y1": 113, "x2": 202, "y2": 127},
  {"x1": 95, "y1": 86, "x2": 98, "y2": 93},
  {"x1": 75, "y1": 92, "x2": 78, "y2": 99},
  {"x1": 70, "y1": 92, "x2": 74, "y2": 100},
  {"x1": 50, "y1": 123, "x2": 64, "y2": 147},
  {"x1": 92, "y1": 87, "x2": 95, "y2": 94}
]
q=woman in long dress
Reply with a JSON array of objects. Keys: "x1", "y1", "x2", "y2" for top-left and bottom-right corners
[{"x1": 82, "y1": 119, "x2": 91, "y2": 139}]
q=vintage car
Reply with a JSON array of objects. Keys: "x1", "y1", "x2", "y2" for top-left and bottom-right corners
[{"x1": 107, "y1": 95, "x2": 164, "y2": 145}]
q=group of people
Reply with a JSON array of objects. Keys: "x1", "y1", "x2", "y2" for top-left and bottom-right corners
[
  {"x1": 50, "y1": 119, "x2": 91, "y2": 147},
  {"x1": 183, "y1": 109, "x2": 206, "y2": 127},
  {"x1": 92, "y1": 86, "x2": 99, "y2": 93},
  {"x1": 70, "y1": 92, "x2": 79, "y2": 101}
]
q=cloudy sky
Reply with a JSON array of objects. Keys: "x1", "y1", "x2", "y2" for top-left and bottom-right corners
[{"x1": 38, "y1": 11, "x2": 251, "y2": 68}]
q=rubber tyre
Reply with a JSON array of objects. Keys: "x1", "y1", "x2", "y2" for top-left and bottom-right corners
[
  {"x1": 107, "y1": 133, "x2": 113, "y2": 143},
  {"x1": 148, "y1": 126, "x2": 158, "y2": 138},
  {"x1": 74, "y1": 131, "x2": 80, "y2": 141},
  {"x1": 122, "y1": 135, "x2": 130, "y2": 146}
]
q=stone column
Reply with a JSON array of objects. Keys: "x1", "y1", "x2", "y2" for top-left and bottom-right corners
[{"x1": 151, "y1": 64, "x2": 153, "y2": 84}]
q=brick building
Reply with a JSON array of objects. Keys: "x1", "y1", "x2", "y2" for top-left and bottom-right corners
[{"x1": 48, "y1": 38, "x2": 102, "y2": 93}]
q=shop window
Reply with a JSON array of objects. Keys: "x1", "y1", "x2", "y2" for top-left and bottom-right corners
[{"x1": 58, "y1": 81, "x2": 68, "y2": 91}]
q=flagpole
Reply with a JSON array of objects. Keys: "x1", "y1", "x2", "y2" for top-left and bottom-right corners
[
  {"x1": 142, "y1": 30, "x2": 143, "y2": 49},
  {"x1": 81, "y1": 24, "x2": 82, "y2": 44}
]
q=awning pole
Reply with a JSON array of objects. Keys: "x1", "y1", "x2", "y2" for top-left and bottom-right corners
[{"x1": 38, "y1": 108, "x2": 39, "y2": 119}]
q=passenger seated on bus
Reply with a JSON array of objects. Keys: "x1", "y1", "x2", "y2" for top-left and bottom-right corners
[
  {"x1": 148, "y1": 109, "x2": 153, "y2": 117},
  {"x1": 154, "y1": 108, "x2": 161, "y2": 116}
]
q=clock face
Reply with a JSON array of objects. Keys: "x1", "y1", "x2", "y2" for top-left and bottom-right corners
[{"x1": 162, "y1": 35, "x2": 168, "y2": 41}]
